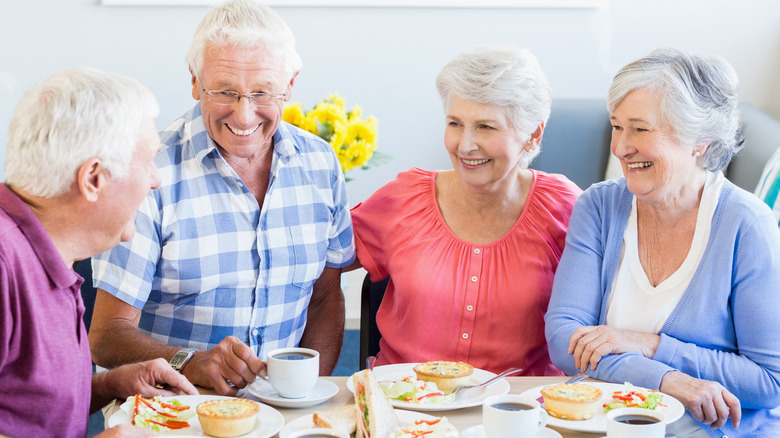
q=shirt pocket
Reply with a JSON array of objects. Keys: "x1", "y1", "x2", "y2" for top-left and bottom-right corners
[{"x1": 287, "y1": 223, "x2": 328, "y2": 289}]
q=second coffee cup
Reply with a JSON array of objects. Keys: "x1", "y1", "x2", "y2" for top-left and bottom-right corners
[
  {"x1": 605, "y1": 407, "x2": 665, "y2": 438},
  {"x1": 483, "y1": 394, "x2": 548, "y2": 438},
  {"x1": 266, "y1": 347, "x2": 319, "y2": 398}
]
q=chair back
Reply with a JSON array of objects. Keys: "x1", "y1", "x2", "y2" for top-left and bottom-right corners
[
  {"x1": 73, "y1": 258, "x2": 96, "y2": 332},
  {"x1": 359, "y1": 273, "x2": 389, "y2": 369}
]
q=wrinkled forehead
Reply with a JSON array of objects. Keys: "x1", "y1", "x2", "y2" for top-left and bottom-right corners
[{"x1": 199, "y1": 43, "x2": 289, "y2": 87}]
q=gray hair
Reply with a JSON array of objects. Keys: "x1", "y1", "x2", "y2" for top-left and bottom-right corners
[
  {"x1": 436, "y1": 46, "x2": 552, "y2": 168},
  {"x1": 607, "y1": 47, "x2": 743, "y2": 171},
  {"x1": 185, "y1": 0, "x2": 302, "y2": 82},
  {"x1": 5, "y1": 66, "x2": 159, "y2": 198}
]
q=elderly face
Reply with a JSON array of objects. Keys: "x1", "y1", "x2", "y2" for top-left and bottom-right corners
[
  {"x1": 610, "y1": 88, "x2": 704, "y2": 206},
  {"x1": 100, "y1": 119, "x2": 162, "y2": 248},
  {"x1": 444, "y1": 94, "x2": 540, "y2": 191},
  {"x1": 191, "y1": 44, "x2": 292, "y2": 160}
]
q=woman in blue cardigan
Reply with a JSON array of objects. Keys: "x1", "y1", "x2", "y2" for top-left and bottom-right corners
[{"x1": 545, "y1": 47, "x2": 780, "y2": 437}]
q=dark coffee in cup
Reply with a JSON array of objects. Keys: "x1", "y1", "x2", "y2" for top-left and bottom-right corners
[
  {"x1": 615, "y1": 415, "x2": 660, "y2": 425},
  {"x1": 273, "y1": 352, "x2": 315, "y2": 360},
  {"x1": 491, "y1": 402, "x2": 533, "y2": 411}
]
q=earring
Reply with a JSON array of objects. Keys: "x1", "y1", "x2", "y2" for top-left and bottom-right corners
[{"x1": 693, "y1": 150, "x2": 701, "y2": 157}]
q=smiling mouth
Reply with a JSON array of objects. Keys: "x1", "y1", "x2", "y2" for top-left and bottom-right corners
[
  {"x1": 627, "y1": 161, "x2": 653, "y2": 169},
  {"x1": 461, "y1": 158, "x2": 491, "y2": 166},
  {"x1": 227, "y1": 123, "x2": 260, "y2": 136}
]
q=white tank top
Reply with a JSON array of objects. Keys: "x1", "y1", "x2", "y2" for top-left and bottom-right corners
[{"x1": 606, "y1": 171, "x2": 725, "y2": 333}]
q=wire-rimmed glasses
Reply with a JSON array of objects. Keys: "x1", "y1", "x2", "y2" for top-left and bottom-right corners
[{"x1": 201, "y1": 88, "x2": 286, "y2": 107}]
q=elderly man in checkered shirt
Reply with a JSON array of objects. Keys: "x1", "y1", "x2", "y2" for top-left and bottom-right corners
[{"x1": 89, "y1": 0, "x2": 355, "y2": 396}]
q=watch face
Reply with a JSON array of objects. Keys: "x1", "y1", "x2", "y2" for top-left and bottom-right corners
[{"x1": 170, "y1": 349, "x2": 194, "y2": 370}]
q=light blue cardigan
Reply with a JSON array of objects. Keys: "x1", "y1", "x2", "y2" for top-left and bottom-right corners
[{"x1": 545, "y1": 177, "x2": 780, "y2": 437}]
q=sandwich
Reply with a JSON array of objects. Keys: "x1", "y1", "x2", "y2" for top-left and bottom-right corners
[
  {"x1": 353, "y1": 369, "x2": 400, "y2": 438},
  {"x1": 312, "y1": 404, "x2": 356, "y2": 436}
]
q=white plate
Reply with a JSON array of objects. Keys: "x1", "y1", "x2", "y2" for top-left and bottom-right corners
[
  {"x1": 346, "y1": 363, "x2": 510, "y2": 411},
  {"x1": 246, "y1": 378, "x2": 339, "y2": 408},
  {"x1": 519, "y1": 382, "x2": 685, "y2": 434},
  {"x1": 107, "y1": 395, "x2": 285, "y2": 437},
  {"x1": 461, "y1": 424, "x2": 562, "y2": 438},
  {"x1": 280, "y1": 409, "x2": 458, "y2": 438}
]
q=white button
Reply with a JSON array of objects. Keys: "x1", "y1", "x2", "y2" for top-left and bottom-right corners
[
  {"x1": 462, "y1": 333, "x2": 469, "y2": 339},
  {"x1": 252, "y1": 329, "x2": 259, "y2": 336},
  {"x1": 474, "y1": 248, "x2": 480, "y2": 254},
  {"x1": 466, "y1": 305, "x2": 474, "y2": 311},
  {"x1": 471, "y1": 275, "x2": 478, "y2": 282}
]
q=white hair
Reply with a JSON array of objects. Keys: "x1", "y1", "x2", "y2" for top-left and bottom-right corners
[
  {"x1": 607, "y1": 47, "x2": 743, "y2": 171},
  {"x1": 185, "y1": 0, "x2": 302, "y2": 82},
  {"x1": 5, "y1": 66, "x2": 159, "y2": 197},
  {"x1": 436, "y1": 46, "x2": 552, "y2": 168}
]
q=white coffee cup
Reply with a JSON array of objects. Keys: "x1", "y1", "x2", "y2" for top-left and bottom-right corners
[
  {"x1": 288, "y1": 427, "x2": 349, "y2": 438},
  {"x1": 483, "y1": 394, "x2": 548, "y2": 438},
  {"x1": 266, "y1": 347, "x2": 319, "y2": 398},
  {"x1": 606, "y1": 407, "x2": 665, "y2": 438}
]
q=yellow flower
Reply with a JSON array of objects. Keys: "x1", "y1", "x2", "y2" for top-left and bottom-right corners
[
  {"x1": 284, "y1": 103, "x2": 318, "y2": 134},
  {"x1": 283, "y1": 102, "x2": 305, "y2": 126},
  {"x1": 347, "y1": 104, "x2": 362, "y2": 121},
  {"x1": 308, "y1": 102, "x2": 348, "y2": 143},
  {"x1": 327, "y1": 92, "x2": 346, "y2": 110},
  {"x1": 348, "y1": 117, "x2": 377, "y2": 146},
  {"x1": 283, "y1": 93, "x2": 381, "y2": 176}
]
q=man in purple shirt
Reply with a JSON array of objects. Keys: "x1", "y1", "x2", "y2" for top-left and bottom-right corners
[{"x1": 0, "y1": 67, "x2": 197, "y2": 438}]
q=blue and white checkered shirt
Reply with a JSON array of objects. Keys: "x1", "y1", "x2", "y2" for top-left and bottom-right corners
[{"x1": 92, "y1": 104, "x2": 355, "y2": 358}]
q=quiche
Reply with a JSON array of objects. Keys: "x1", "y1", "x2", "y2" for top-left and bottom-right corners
[
  {"x1": 540, "y1": 383, "x2": 603, "y2": 420},
  {"x1": 413, "y1": 361, "x2": 474, "y2": 394},
  {"x1": 196, "y1": 398, "x2": 260, "y2": 437}
]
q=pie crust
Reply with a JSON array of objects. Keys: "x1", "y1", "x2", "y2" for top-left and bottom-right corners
[
  {"x1": 196, "y1": 399, "x2": 260, "y2": 437},
  {"x1": 413, "y1": 361, "x2": 474, "y2": 394},
  {"x1": 540, "y1": 383, "x2": 603, "y2": 420}
]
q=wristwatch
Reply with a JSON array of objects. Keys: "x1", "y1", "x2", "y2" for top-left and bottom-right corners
[{"x1": 169, "y1": 348, "x2": 197, "y2": 372}]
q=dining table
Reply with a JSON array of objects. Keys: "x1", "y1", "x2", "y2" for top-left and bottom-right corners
[
  {"x1": 103, "y1": 375, "x2": 615, "y2": 437},
  {"x1": 275, "y1": 375, "x2": 602, "y2": 437}
]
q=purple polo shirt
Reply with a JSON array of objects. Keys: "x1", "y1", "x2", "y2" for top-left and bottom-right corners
[{"x1": 0, "y1": 183, "x2": 92, "y2": 438}]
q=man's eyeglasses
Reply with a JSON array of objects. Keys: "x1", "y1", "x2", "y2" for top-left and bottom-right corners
[{"x1": 201, "y1": 89, "x2": 286, "y2": 107}]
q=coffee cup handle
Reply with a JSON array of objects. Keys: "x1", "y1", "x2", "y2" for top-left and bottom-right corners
[
  {"x1": 538, "y1": 409, "x2": 548, "y2": 430},
  {"x1": 260, "y1": 359, "x2": 270, "y2": 380}
]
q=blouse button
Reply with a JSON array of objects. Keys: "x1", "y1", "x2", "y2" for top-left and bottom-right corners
[
  {"x1": 462, "y1": 333, "x2": 469, "y2": 339},
  {"x1": 466, "y1": 305, "x2": 474, "y2": 311},
  {"x1": 473, "y1": 248, "x2": 480, "y2": 254},
  {"x1": 471, "y1": 275, "x2": 478, "y2": 282}
]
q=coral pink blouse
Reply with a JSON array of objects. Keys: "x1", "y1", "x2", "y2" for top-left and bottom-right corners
[{"x1": 351, "y1": 168, "x2": 581, "y2": 375}]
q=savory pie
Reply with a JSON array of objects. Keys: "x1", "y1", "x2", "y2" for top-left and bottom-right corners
[
  {"x1": 540, "y1": 383, "x2": 603, "y2": 420},
  {"x1": 413, "y1": 361, "x2": 474, "y2": 394},
  {"x1": 196, "y1": 398, "x2": 260, "y2": 437}
]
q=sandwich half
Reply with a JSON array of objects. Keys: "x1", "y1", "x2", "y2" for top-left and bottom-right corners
[
  {"x1": 312, "y1": 404, "x2": 356, "y2": 436},
  {"x1": 352, "y1": 369, "x2": 400, "y2": 438}
]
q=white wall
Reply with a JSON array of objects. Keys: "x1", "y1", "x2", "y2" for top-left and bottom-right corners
[{"x1": 2, "y1": 0, "x2": 780, "y2": 204}]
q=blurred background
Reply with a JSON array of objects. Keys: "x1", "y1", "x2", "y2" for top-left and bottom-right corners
[{"x1": 3, "y1": 0, "x2": 780, "y2": 204}]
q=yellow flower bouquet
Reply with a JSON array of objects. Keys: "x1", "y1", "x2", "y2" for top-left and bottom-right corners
[{"x1": 283, "y1": 93, "x2": 387, "y2": 178}]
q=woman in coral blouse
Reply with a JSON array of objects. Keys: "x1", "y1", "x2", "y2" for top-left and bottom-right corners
[{"x1": 347, "y1": 46, "x2": 581, "y2": 375}]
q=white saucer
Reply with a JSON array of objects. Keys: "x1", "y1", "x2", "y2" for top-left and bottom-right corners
[
  {"x1": 246, "y1": 378, "x2": 339, "y2": 408},
  {"x1": 461, "y1": 424, "x2": 562, "y2": 438}
]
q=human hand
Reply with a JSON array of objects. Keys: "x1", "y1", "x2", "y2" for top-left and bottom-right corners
[
  {"x1": 95, "y1": 424, "x2": 154, "y2": 437},
  {"x1": 104, "y1": 358, "x2": 199, "y2": 399},
  {"x1": 568, "y1": 325, "x2": 660, "y2": 371},
  {"x1": 183, "y1": 336, "x2": 266, "y2": 396},
  {"x1": 660, "y1": 371, "x2": 741, "y2": 430}
]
